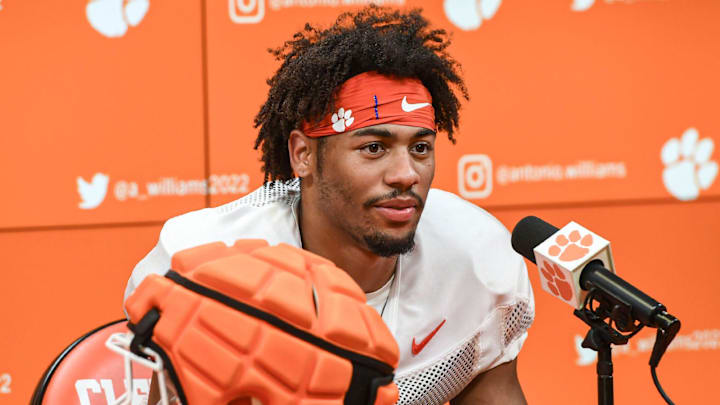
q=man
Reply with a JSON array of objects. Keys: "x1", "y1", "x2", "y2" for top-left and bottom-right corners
[{"x1": 125, "y1": 6, "x2": 534, "y2": 404}]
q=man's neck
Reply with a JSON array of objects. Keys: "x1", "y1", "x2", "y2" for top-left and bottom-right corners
[{"x1": 297, "y1": 198, "x2": 396, "y2": 293}]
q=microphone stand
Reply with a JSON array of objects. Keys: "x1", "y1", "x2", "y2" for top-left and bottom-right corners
[{"x1": 573, "y1": 288, "x2": 644, "y2": 405}]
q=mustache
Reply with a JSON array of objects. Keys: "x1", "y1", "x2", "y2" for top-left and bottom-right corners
[{"x1": 364, "y1": 189, "x2": 425, "y2": 209}]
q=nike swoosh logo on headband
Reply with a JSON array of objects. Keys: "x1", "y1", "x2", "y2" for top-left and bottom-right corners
[{"x1": 401, "y1": 96, "x2": 431, "y2": 112}]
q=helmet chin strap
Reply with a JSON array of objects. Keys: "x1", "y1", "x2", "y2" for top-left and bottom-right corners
[{"x1": 105, "y1": 332, "x2": 174, "y2": 405}]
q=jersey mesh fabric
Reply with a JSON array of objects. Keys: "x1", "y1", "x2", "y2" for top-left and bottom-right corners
[
  {"x1": 396, "y1": 332, "x2": 478, "y2": 404},
  {"x1": 395, "y1": 299, "x2": 533, "y2": 405},
  {"x1": 502, "y1": 300, "x2": 534, "y2": 347},
  {"x1": 217, "y1": 178, "x2": 300, "y2": 212}
]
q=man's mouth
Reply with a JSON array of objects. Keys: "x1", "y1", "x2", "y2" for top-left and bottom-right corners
[{"x1": 373, "y1": 198, "x2": 419, "y2": 222}]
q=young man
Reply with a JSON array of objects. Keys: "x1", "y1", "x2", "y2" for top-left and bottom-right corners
[{"x1": 125, "y1": 6, "x2": 534, "y2": 404}]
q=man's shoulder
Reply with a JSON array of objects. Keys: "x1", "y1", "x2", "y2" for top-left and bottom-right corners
[
  {"x1": 124, "y1": 180, "x2": 301, "y2": 304},
  {"x1": 420, "y1": 188, "x2": 511, "y2": 248},
  {"x1": 407, "y1": 188, "x2": 528, "y2": 306},
  {"x1": 159, "y1": 180, "x2": 301, "y2": 255}
]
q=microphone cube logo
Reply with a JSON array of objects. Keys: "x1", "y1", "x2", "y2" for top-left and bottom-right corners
[
  {"x1": 458, "y1": 154, "x2": 493, "y2": 199},
  {"x1": 534, "y1": 222, "x2": 613, "y2": 309},
  {"x1": 229, "y1": 0, "x2": 265, "y2": 24},
  {"x1": 538, "y1": 260, "x2": 575, "y2": 303}
]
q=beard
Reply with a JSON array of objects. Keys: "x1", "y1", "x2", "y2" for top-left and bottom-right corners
[
  {"x1": 363, "y1": 229, "x2": 416, "y2": 257},
  {"x1": 315, "y1": 175, "x2": 420, "y2": 257}
]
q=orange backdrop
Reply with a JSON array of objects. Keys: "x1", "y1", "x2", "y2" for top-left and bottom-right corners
[{"x1": 1, "y1": 0, "x2": 718, "y2": 403}]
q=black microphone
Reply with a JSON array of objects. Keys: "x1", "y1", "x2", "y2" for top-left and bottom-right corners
[
  {"x1": 511, "y1": 216, "x2": 679, "y2": 333},
  {"x1": 513, "y1": 216, "x2": 681, "y2": 403}
]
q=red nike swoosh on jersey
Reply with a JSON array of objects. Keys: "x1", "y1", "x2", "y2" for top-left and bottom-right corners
[{"x1": 411, "y1": 319, "x2": 446, "y2": 356}]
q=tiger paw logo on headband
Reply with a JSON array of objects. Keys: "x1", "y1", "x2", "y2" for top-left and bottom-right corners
[{"x1": 332, "y1": 107, "x2": 354, "y2": 133}]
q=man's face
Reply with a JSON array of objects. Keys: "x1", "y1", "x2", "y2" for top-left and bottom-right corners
[{"x1": 312, "y1": 123, "x2": 436, "y2": 257}]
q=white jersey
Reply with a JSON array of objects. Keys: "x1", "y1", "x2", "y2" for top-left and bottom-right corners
[{"x1": 124, "y1": 179, "x2": 535, "y2": 405}]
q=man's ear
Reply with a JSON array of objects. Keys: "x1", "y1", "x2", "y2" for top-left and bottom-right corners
[{"x1": 288, "y1": 129, "x2": 313, "y2": 178}]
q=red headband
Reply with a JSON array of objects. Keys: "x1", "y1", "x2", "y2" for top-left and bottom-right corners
[{"x1": 301, "y1": 72, "x2": 436, "y2": 137}]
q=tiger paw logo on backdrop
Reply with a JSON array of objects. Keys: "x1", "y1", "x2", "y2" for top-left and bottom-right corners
[
  {"x1": 571, "y1": 0, "x2": 596, "y2": 12},
  {"x1": 443, "y1": 0, "x2": 502, "y2": 31},
  {"x1": 571, "y1": 0, "x2": 667, "y2": 12},
  {"x1": 86, "y1": 0, "x2": 149, "y2": 38},
  {"x1": 574, "y1": 334, "x2": 597, "y2": 366},
  {"x1": 77, "y1": 173, "x2": 109, "y2": 209},
  {"x1": 661, "y1": 128, "x2": 718, "y2": 201}
]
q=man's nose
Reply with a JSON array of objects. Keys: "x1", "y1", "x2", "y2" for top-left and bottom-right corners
[{"x1": 384, "y1": 151, "x2": 420, "y2": 190}]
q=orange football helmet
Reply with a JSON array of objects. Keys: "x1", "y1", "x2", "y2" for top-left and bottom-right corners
[{"x1": 107, "y1": 239, "x2": 399, "y2": 405}]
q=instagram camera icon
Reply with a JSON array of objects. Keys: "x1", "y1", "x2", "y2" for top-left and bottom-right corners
[
  {"x1": 229, "y1": 0, "x2": 265, "y2": 24},
  {"x1": 458, "y1": 154, "x2": 493, "y2": 199}
]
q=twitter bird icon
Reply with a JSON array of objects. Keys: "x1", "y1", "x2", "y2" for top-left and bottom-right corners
[{"x1": 77, "y1": 173, "x2": 110, "y2": 209}]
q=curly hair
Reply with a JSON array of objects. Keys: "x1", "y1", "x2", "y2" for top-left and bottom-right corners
[{"x1": 253, "y1": 5, "x2": 469, "y2": 182}]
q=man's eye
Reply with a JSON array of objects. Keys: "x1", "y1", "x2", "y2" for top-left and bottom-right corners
[
  {"x1": 363, "y1": 143, "x2": 384, "y2": 154},
  {"x1": 413, "y1": 143, "x2": 431, "y2": 154}
]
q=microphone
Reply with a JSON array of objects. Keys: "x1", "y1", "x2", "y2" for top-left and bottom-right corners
[
  {"x1": 511, "y1": 216, "x2": 677, "y2": 332},
  {"x1": 513, "y1": 216, "x2": 681, "y2": 403}
]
